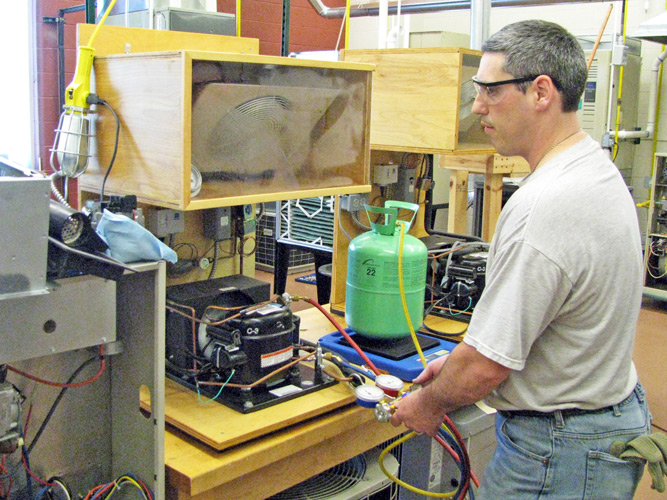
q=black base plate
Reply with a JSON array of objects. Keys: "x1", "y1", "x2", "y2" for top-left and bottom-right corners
[
  {"x1": 338, "y1": 332, "x2": 440, "y2": 361},
  {"x1": 166, "y1": 363, "x2": 337, "y2": 414}
]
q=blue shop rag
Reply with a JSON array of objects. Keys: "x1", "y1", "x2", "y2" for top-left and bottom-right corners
[{"x1": 96, "y1": 209, "x2": 178, "y2": 264}]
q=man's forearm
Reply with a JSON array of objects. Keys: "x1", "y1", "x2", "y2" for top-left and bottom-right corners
[{"x1": 420, "y1": 342, "x2": 511, "y2": 415}]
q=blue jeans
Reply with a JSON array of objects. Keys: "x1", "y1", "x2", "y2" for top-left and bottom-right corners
[{"x1": 477, "y1": 384, "x2": 651, "y2": 500}]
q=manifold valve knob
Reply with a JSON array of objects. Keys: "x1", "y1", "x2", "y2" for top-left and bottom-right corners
[{"x1": 374, "y1": 402, "x2": 394, "y2": 423}]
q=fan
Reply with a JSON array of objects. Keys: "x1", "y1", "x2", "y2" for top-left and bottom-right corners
[
  {"x1": 191, "y1": 83, "x2": 345, "y2": 182},
  {"x1": 267, "y1": 447, "x2": 399, "y2": 500}
]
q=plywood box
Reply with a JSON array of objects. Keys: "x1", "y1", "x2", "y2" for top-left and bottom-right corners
[
  {"x1": 80, "y1": 51, "x2": 374, "y2": 210},
  {"x1": 340, "y1": 47, "x2": 493, "y2": 155}
]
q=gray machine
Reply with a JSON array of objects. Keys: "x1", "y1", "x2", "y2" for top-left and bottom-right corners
[
  {"x1": 0, "y1": 173, "x2": 164, "y2": 499},
  {"x1": 398, "y1": 405, "x2": 497, "y2": 499}
]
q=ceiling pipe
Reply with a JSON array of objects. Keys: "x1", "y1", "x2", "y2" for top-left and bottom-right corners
[
  {"x1": 308, "y1": 0, "x2": 611, "y2": 19},
  {"x1": 470, "y1": 0, "x2": 491, "y2": 49}
]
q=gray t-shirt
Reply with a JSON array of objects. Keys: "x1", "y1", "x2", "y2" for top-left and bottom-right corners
[{"x1": 464, "y1": 135, "x2": 642, "y2": 412}]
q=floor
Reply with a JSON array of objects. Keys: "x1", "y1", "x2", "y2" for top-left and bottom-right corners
[{"x1": 254, "y1": 268, "x2": 667, "y2": 499}]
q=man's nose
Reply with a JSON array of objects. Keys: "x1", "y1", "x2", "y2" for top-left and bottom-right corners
[{"x1": 471, "y1": 94, "x2": 487, "y2": 115}]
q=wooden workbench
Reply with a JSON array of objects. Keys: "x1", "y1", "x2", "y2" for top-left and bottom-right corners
[{"x1": 163, "y1": 305, "x2": 409, "y2": 500}]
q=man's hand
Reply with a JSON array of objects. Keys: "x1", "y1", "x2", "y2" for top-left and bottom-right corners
[
  {"x1": 388, "y1": 343, "x2": 511, "y2": 436},
  {"x1": 412, "y1": 353, "x2": 449, "y2": 386},
  {"x1": 390, "y1": 385, "x2": 447, "y2": 436}
]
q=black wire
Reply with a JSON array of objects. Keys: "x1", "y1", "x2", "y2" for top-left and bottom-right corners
[
  {"x1": 21, "y1": 433, "x2": 33, "y2": 500},
  {"x1": 422, "y1": 296, "x2": 469, "y2": 338},
  {"x1": 95, "y1": 98, "x2": 120, "y2": 205},
  {"x1": 26, "y1": 355, "x2": 100, "y2": 455}
]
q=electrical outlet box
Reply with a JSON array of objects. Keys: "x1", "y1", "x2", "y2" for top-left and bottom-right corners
[
  {"x1": 203, "y1": 206, "x2": 232, "y2": 241},
  {"x1": 373, "y1": 163, "x2": 399, "y2": 186},
  {"x1": 233, "y1": 204, "x2": 256, "y2": 235},
  {"x1": 395, "y1": 165, "x2": 417, "y2": 202},
  {"x1": 146, "y1": 208, "x2": 185, "y2": 237},
  {"x1": 339, "y1": 193, "x2": 369, "y2": 212}
]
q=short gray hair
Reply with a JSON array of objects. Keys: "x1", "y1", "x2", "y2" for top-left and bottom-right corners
[{"x1": 481, "y1": 20, "x2": 587, "y2": 112}]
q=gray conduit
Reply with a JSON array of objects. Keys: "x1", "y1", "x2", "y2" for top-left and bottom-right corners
[{"x1": 307, "y1": 0, "x2": 610, "y2": 19}]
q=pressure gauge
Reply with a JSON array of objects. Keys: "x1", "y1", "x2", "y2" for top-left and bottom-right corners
[
  {"x1": 375, "y1": 374, "x2": 404, "y2": 398},
  {"x1": 354, "y1": 384, "x2": 385, "y2": 408}
]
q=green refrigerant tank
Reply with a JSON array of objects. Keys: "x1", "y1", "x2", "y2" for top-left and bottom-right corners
[{"x1": 345, "y1": 201, "x2": 427, "y2": 339}]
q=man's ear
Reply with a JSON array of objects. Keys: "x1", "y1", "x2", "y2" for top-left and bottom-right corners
[{"x1": 533, "y1": 74, "x2": 558, "y2": 111}]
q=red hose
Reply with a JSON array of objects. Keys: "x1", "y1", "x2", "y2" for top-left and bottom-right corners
[{"x1": 306, "y1": 298, "x2": 382, "y2": 376}]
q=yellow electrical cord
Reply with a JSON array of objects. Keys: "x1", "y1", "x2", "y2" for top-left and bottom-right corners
[
  {"x1": 65, "y1": 0, "x2": 117, "y2": 109},
  {"x1": 85, "y1": 0, "x2": 117, "y2": 48}
]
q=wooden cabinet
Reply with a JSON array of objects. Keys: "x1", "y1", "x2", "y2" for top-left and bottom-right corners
[
  {"x1": 80, "y1": 51, "x2": 374, "y2": 210},
  {"x1": 340, "y1": 47, "x2": 494, "y2": 155}
]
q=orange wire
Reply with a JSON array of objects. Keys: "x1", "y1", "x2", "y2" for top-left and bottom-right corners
[{"x1": 84, "y1": 482, "x2": 113, "y2": 500}]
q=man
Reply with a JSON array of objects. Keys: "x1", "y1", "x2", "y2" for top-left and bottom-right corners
[{"x1": 390, "y1": 20, "x2": 651, "y2": 499}]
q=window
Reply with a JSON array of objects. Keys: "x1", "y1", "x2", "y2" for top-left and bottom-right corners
[{"x1": 0, "y1": 2, "x2": 37, "y2": 169}]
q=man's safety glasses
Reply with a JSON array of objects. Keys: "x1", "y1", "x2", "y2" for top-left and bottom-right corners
[{"x1": 471, "y1": 75, "x2": 539, "y2": 104}]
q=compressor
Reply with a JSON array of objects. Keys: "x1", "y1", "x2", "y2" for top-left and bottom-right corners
[{"x1": 345, "y1": 201, "x2": 427, "y2": 339}]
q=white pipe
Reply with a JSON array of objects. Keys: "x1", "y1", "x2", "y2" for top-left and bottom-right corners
[
  {"x1": 470, "y1": 0, "x2": 490, "y2": 49},
  {"x1": 378, "y1": 0, "x2": 388, "y2": 48},
  {"x1": 611, "y1": 49, "x2": 667, "y2": 141}
]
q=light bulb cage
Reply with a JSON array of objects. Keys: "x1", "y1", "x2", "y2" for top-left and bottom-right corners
[{"x1": 50, "y1": 106, "x2": 93, "y2": 178}]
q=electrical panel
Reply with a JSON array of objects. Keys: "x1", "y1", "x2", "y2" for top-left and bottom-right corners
[
  {"x1": 203, "y1": 206, "x2": 232, "y2": 241},
  {"x1": 644, "y1": 153, "x2": 667, "y2": 299}
]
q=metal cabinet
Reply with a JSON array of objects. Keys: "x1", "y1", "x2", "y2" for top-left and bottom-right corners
[{"x1": 644, "y1": 153, "x2": 667, "y2": 300}]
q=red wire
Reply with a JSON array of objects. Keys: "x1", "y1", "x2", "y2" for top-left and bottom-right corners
[
  {"x1": 434, "y1": 434, "x2": 471, "y2": 498},
  {"x1": 434, "y1": 433, "x2": 460, "y2": 463},
  {"x1": 306, "y1": 298, "x2": 382, "y2": 376},
  {"x1": 21, "y1": 453, "x2": 54, "y2": 487},
  {"x1": 0, "y1": 456, "x2": 11, "y2": 498},
  {"x1": 7, "y1": 345, "x2": 106, "y2": 388},
  {"x1": 23, "y1": 404, "x2": 34, "y2": 436},
  {"x1": 444, "y1": 415, "x2": 480, "y2": 488},
  {"x1": 84, "y1": 482, "x2": 113, "y2": 500},
  {"x1": 135, "y1": 477, "x2": 153, "y2": 500}
]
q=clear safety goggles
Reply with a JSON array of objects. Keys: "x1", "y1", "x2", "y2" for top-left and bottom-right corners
[{"x1": 471, "y1": 75, "x2": 538, "y2": 105}]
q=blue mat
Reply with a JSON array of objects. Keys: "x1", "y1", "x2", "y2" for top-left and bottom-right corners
[{"x1": 295, "y1": 273, "x2": 317, "y2": 284}]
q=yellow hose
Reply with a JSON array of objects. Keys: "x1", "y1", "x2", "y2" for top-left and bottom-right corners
[
  {"x1": 379, "y1": 431, "x2": 458, "y2": 498},
  {"x1": 397, "y1": 221, "x2": 427, "y2": 368}
]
